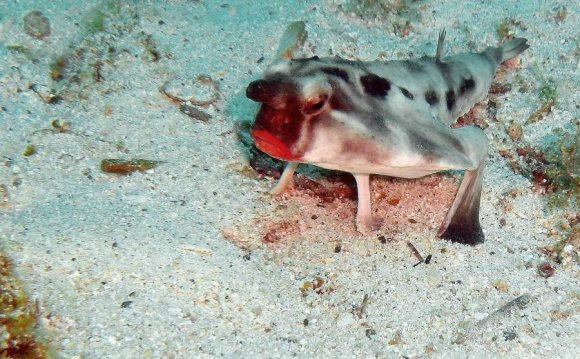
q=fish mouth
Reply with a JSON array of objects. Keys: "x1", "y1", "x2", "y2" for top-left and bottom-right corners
[{"x1": 251, "y1": 129, "x2": 296, "y2": 161}]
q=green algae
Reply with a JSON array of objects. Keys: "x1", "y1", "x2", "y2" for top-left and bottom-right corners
[
  {"x1": 538, "y1": 77, "x2": 558, "y2": 105},
  {"x1": 83, "y1": 0, "x2": 121, "y2": 33}
]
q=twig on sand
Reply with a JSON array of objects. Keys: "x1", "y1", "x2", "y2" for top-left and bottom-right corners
[
  {"x1": 453, "y1": 294, "x2": 534, "y2": 344},
  {"x1": 407, "y1": 241, "x2": 424, "y2": 266},
  {"x1": 353, "y1": 294, "x2": 369, "y2": 319}
]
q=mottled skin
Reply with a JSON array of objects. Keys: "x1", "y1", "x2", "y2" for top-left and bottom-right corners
[{"x1": 247, "y1": 34, "x2": 528, "y2": 244}]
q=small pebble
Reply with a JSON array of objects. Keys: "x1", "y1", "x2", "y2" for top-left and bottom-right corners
[
  {"x1": 23, "y1": 11, "x2": 51, "y2": 39},
  {"x1": 507, "y1": 122, "x2": 523, "y2": 141},
  {"x1": 387, "y1": 197, "x2": 400, "y2": 206},
  {"x1": 51, "y1": 119, "x2": 71, "y2": 133},
  {"x1": 22, "y1": 144, "x2": 36, "y2": 157},
  {"x1": 120, "y1": 301, "x2": 133, "y2": 308},
  {"x1": 537, "y1": 262, "x2": 555, "y2": 278},
  {"x1": 493, "y1": 280, "x2": 509, "y2": 292},
  {"x1": 31, "y1": 84, "x2": 61, "y2": 104},
  {"x1": 503, "y1": 330, "x2": 517, "y2": 341}
]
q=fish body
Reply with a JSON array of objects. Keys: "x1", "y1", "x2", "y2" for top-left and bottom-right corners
[{"x1": 246, "y1": 33, "x2": 528, "y2": 244}]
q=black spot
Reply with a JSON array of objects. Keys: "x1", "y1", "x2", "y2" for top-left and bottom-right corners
[
  {"x1": 446, "y1": 90, "x2": 456, "y2": 110},
  {"x1": 321, "y1": 67, "x2": 349, "y2": 82},
  {"x1": 360, "y1": 73, "x2": 391, "y2": 98},
  {"x1": 400, "y1": 87, "x2": 414, "y2": 99},
  {"x1": 425, "y1": 90, "x2": 438, "y2": 105},
  {"x1": 459, "y1": 78, "x2": 476, "y2": 95}
]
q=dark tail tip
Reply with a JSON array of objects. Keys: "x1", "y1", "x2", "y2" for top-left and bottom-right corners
[{"x1": 440, "y1": 223, "x2": 484, "y2": 245}]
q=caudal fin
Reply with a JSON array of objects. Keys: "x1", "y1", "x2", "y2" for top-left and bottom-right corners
[{"x1": 500, "y1": 37, "x2": 529, "y2": 62}]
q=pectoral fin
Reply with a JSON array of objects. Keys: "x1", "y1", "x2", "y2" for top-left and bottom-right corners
[
  {"x1": 353, "y1": 173, "x2": 383, "y2": 233},
  {"x1": 270, "y1": 161, "x2": 299, "y2": 195}
]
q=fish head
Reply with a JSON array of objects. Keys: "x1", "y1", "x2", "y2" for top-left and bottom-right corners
[{"x1": 246, "y1": 58, "x2": 339, "y2": 162}]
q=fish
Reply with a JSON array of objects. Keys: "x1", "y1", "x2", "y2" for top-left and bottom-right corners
[{"x1": 246, "y1": 30, "x2": 529, "y2": 245}]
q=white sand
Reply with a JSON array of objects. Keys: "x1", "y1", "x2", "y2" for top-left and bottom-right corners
[{"x1": 1, "y1": 0, "x2": 578, "y2": 357}]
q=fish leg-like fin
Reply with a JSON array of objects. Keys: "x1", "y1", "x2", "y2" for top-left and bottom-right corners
[
  {"x1": 353, "y1": 173, "x2": 383, "y2": 233},
  {"x1": 435, "y1": 28, "x2": 446, "y2": 62},
  {"x1": 270, "y1": 162, "x2": 298, "y2": 195},
  {"x1": 438, "y1": 161, "x2": 485, "y2": 245}
]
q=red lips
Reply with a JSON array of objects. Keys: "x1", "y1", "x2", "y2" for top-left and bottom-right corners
[{"x1": 251, "y1": 129, "x2": 296, "y2": 161}]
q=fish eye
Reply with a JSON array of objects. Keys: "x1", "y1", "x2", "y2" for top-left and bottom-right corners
[{"x1": 302, "y1": 93, "x2": 329, "y2": 115}]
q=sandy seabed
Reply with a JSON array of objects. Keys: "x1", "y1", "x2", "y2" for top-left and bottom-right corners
[{"x1": 1, "y1": 1, "x2": 578, "y2": 358}]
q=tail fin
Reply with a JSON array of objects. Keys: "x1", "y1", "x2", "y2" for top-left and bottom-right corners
[{"x1": 500, "y1": 37, "x2": 529, "y2": 62}]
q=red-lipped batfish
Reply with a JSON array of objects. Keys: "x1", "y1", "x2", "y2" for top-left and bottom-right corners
[{"x1": 247, "y1": 30, "x2": 529, "y2": 244}]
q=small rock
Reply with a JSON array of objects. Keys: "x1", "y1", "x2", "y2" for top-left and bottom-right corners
[
  {"x1": 503, "y1": 330, "x2": 517, "y2": 341},
  {"x1": 31, "y1": 84, "x2": 61, "y2": 104},
  {"x1": 549, "y1": 309, "x2": 569, "y2": 321},
  {"x1": 23, "y1": 11, "x2": 51, "y2": 39},
  {"x1": 506, "y1": 122, "x2": 523, "y2": 141},
  {"x1": 537, "y1": 262, "x2": 555, "y2": 278},
  {"x1": 120, "y1": 300, "x2": 133, "y2": 308},
  {"x1": 51, "y1": 119, "x2": 71, "y2": 133},
  {"x1": 22, "y1": 144, "x2": 35, "y2": 157},
  {"x1": 493, "y1": 280, "x2": 509, "y2": 292}
]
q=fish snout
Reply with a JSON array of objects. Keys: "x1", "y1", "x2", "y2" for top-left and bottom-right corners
[{"x1": 246, "y1": 79, "x2": 278, "y2": 103}]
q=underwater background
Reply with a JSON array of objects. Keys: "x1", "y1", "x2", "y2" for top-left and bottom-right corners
[{"x1": 0, "y1": 1, "x2": 578, "y2": 357}]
